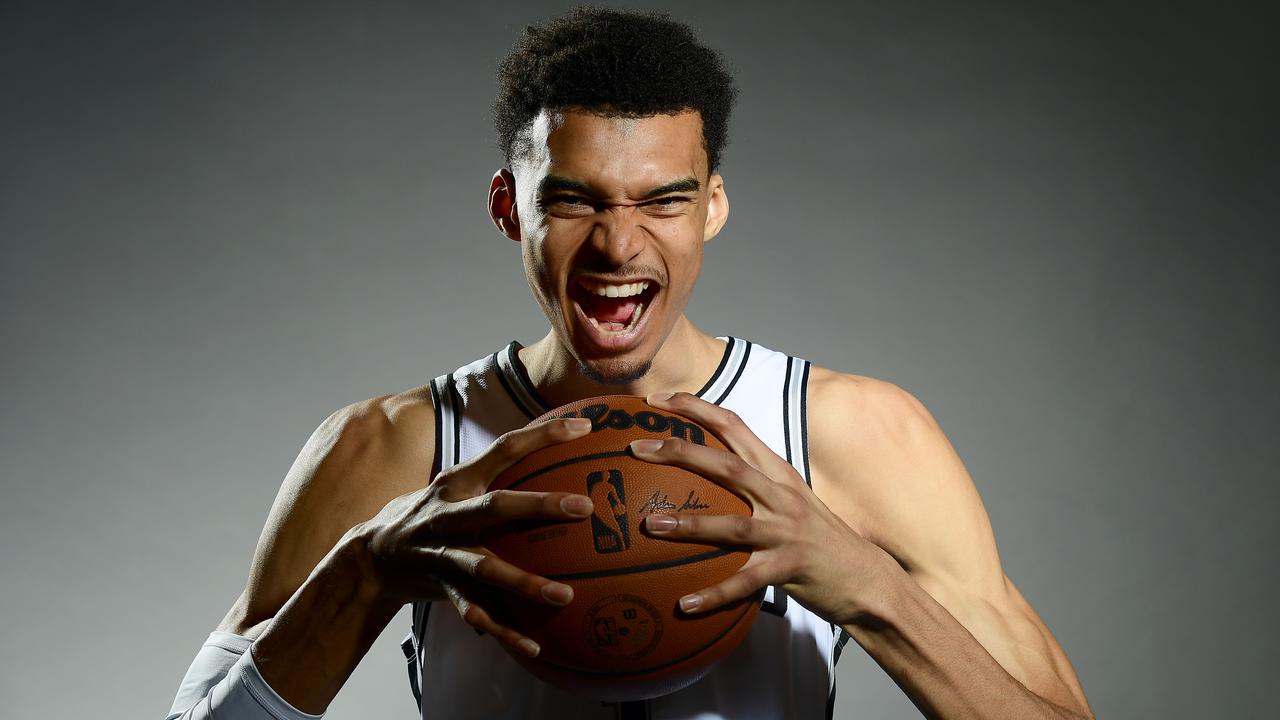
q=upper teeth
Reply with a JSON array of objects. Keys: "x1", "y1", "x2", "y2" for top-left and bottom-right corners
[{"x1": 581, "y1": 280, "x2": 650, "y2": 298}]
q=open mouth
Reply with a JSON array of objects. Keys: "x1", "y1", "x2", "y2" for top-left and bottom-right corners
[{"x1": 569, "y1": 277, "x2": 661, "y2": 342}]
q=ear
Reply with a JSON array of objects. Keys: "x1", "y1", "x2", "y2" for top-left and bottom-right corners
[
  {"x1": 488, "y1": 169, "x2": 521, "y2": 242},
  {"x1": 703, "y1": 173, "x2": 729, "y2": 242}
]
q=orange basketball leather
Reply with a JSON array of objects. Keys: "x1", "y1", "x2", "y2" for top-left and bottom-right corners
[{"x1": 486, "y1": 395, "x2": 762, "y2": 701}]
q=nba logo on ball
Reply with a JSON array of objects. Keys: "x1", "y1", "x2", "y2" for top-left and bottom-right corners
[{"x1": 587, "y1": 469, "x2": 630, "y2": 553}]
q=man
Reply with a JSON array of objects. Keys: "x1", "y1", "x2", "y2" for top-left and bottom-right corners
[{"x1": 168, "y1": 8, "x2": 1092, "y2": 719}]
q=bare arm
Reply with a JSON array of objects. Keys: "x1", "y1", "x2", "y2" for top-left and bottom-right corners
[
  {"x1": 213, "y1": 390, "x2": 440, "y2": 709},
  {"x1": 626, "y1": 385, "x2": 1092, "y2": 720},
  {"x1": 176, "y1": 387, "x2": 597, "y2": 715},
  {"x1": 809, "y1": 372, "x2": 1094, "y2": 719}
]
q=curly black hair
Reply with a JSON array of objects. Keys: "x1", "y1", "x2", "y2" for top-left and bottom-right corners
[{"x1": 494, "y1": 7, "x2": 737, "y2": 173}]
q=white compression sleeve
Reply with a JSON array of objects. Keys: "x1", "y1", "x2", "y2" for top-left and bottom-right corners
[{"x1": 166, "y1": 631, "x2": 323, "y2": 720}]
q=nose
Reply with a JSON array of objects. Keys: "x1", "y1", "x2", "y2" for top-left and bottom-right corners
[{"x1": 588, "y1": 205, "x2": 645, "y2": 267}]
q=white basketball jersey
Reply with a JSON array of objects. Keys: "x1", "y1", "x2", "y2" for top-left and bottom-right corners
[{"x1": 401, "y1": 338, "x2": 851, "y2": 719}]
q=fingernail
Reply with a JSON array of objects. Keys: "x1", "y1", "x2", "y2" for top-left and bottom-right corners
[
  {"x1": 541, "y1": 583, "x2": 573, "y2": 605},
  {"x1": 564, "y1": 418, "x2": 592, "y2": 433},
  {"x1": 561, "y1": 495, "x2": 593, "y2": 516},
  {"x1": 647, "y1": 392, "x2": 674, "y2": 404},
  {"x1": 630, "y1": 439, "x2": 664, "y2": 455},
  {"x1": 679, "y1": 594, "x2": 703, "y2": 613},
  {"x1": 645, "y1": 514, "x2": 677, "y2": 531},
  {"x1": 517, "y1": 638, "x2": 540, "y2": 657}
]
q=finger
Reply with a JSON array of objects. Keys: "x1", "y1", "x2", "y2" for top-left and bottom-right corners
[
  {"x1": 441, "y1": 417, "x2": 594, "y2": 497},
  {"x1": 427, "y1": 489, "x2": 594, "y2": 537},
  {"x1": 422, "y1": 546, "x2": 575, "y2": 607},
  {"x1": 628, "y1": 435, "x2": 770, "y2": 503},
  {"x1": 642, "y1": 511, "x2": 774, "y2": 547},
  {"x1": 477, "y1": 417, "x2": 594, "y2": 479},
  {"x1": 676, "y1": 554, "x2": 774, "y2": 615},
  {"x1": 646, "y1": 392, "x2": 800, "y2": 485},
  {"x1": 440, "y1": 580, "x2": 541, "y2": 658}
]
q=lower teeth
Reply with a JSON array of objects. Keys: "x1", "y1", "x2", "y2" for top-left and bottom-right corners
[
  {"x1": 588, "y1": 302, "x2": 645, "y2": 334},
  {"x1": 626, "y1": 302, "x2": 645, "y2": 331}
]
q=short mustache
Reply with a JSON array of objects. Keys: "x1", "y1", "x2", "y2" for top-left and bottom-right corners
[{"x1": 571, "y1": 265, "x2": 666, "y2": 284}]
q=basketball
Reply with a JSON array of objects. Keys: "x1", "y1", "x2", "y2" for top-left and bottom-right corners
[{"x1": 485, "y1": 395, "x2": 761, "y2": 701}]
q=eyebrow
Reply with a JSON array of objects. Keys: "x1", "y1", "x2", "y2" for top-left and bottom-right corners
[
  {"x1": 537, "y1": 175, "x2": 701, "y2": 200},
  {"x1": 640, "y1": 177, "x2": 701, "y2": 198}
]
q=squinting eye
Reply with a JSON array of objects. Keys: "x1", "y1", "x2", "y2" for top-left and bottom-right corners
[
  {"x1": 539, "y1": 196, "x2": 594, "y2": 215},
  {"x1": 545, "y1": 196, "x2": 591, "y2": 209},
  {"x1": 650, "y1": 197, "x2": 688, "y2": 207}
]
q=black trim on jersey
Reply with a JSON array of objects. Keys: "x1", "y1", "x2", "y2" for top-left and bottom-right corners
[
  {"x1": 492, "y1": 351, "x2": 538, "y2": 421},
  {"x1": 407, "y1": 380, "x2": 448, "y2": 710},
  {"x1": 546, "y1": 545, "x2": 748, "y2": 581},
  {"x1": 400, "y1": 634, "x2": 415, "y2": 661},
  {"x1": 706, "y1": 340, "x2": 752, "y2": 405},
  {"x1": 446, "y1": 374, "x2": 463, "y2": 467},
  {"x1": 782, "y1": 359, "x2": 794, "y2": 467},
  {"x1": 693, "y1": 338, "x2": 735, "y2": 397},
  {"x1": 495, "y1": 337, "x2": 741, "y2": 419},
  {"x1": 400, "y1": 633, "x2": 422, "y2": 709},
  {"x1": 428, "y1": 380, "x2": 444, "y2": 479},
  {"x1": 833, "y1": 628, "x2": 852, "y2": 664},
  {"x1": 407, "y1": 594, "x2": 432, "y2": 707},
  {"x1": 508, "y1": 341, "x2": 554, "y2": 414},
  {"x1": 760, "y1": 585, "x2": 789, "y2": 618},
  {"x1": 800, "y1": 360, "x2": 812, "y2": 487},
  {"x1": 826, "y1": 629, "x2": 852, "y2": 719}
]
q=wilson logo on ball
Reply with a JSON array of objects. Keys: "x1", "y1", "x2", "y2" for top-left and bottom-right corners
[
  {"x1": 588, "y1": 469, "x2": 631, "y2": 553},
  {"x1": 558, "y1": 404, "x2": 708, "y2": 446}
]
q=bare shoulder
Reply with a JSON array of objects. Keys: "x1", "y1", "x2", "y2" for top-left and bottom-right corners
[
  {"x1": 805, "y1": 366, "x2": 937, "y2": 459},
  {"x1": 218, "y1": 385, "x2": 437, "y2": 636},
  {"x1": 805, "y1": 365, "x2": 940, "y2": 499},
  {"x1": 805, "y1": 365, "x2": 1002, "y2": 592}
]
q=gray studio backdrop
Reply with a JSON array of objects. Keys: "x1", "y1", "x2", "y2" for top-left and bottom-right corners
[{"x1": 2, "y1": 1, "x2": 1276, "y2": 718}]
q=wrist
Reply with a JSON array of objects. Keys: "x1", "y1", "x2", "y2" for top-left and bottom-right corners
[
  {"x1": 337, "y1": 522, "x2": 399, "y2": 611},
  {"x1": 250, "y1": 527, "x2": 404, "y2": 713},
  {"x1": 841, "y1": 552, "x2": 911, "y2": 631}
]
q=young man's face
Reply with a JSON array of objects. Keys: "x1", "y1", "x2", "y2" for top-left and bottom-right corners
[{"x1": 495, "y1": 109, "x2": 728, "y2": 385}]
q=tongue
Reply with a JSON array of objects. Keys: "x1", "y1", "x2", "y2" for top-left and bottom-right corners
[{"x1": 583, "y1": 295, "x2": 639, "y2": 324}]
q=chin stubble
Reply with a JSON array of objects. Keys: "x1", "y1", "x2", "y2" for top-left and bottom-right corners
[{"x1": 578, "y1": 357, "x2": 653, "y2": 386}]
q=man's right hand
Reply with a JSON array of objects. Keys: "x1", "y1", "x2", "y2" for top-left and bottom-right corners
[{"x1": 357, "y1": 416, "x2": 596, "y2": 658}]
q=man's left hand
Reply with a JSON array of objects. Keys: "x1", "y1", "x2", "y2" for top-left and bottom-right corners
[{"x1": 628, "y1": 391, "x2": 896, "y2": 625}]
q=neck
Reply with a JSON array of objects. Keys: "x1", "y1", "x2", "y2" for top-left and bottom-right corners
[{"x1": 518, "y1": 316, "x2": 726, "y2": 409}]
